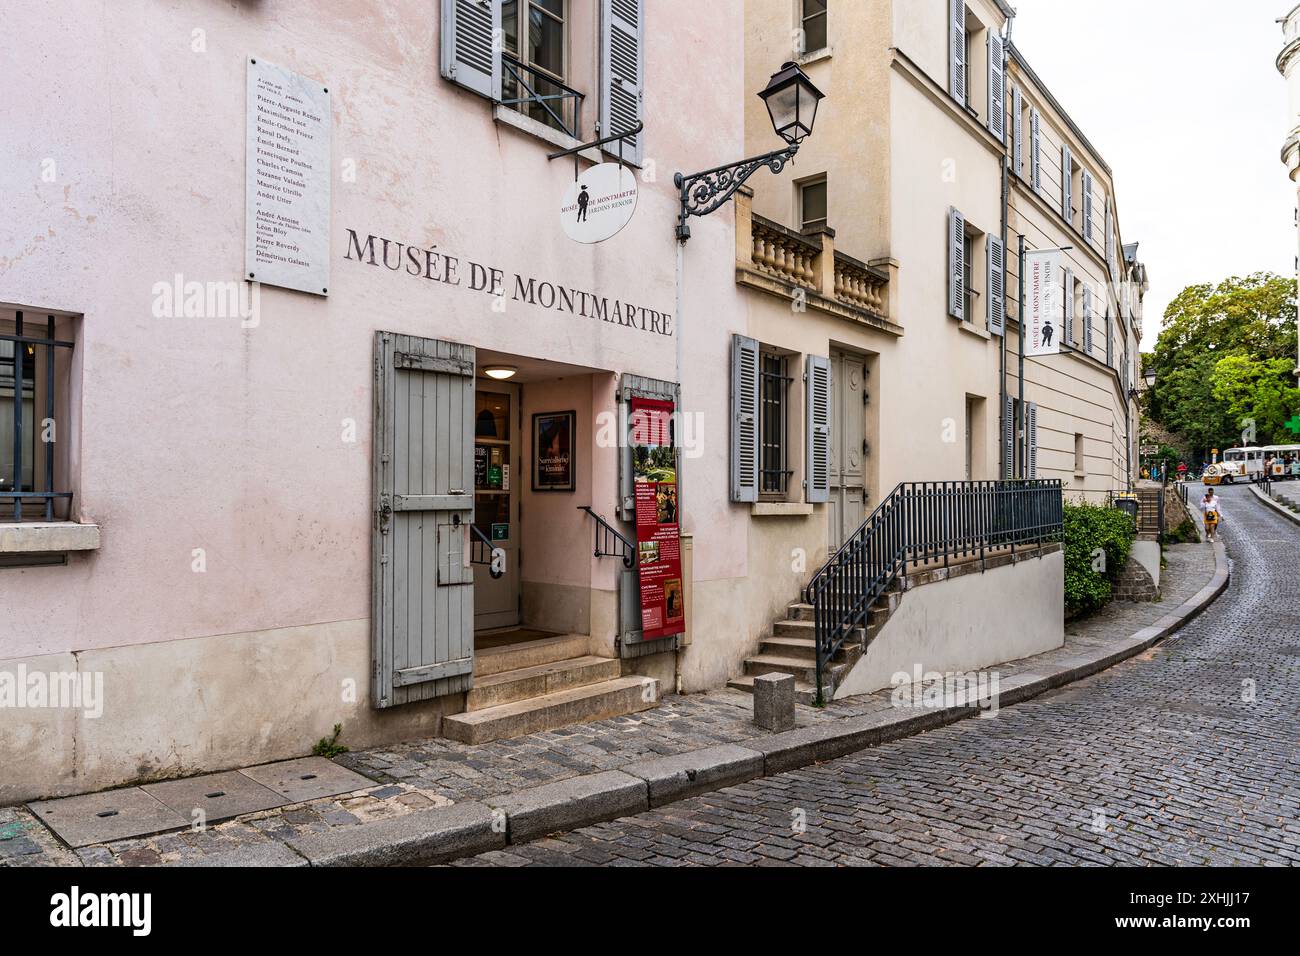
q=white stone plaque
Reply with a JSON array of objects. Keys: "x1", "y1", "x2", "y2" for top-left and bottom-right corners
[{"x1": 245, "y1": 58, "x2": 330, "y2": 296}]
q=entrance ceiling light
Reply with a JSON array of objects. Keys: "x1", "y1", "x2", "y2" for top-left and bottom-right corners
[{"x1": 483, "y1": 366, "x2": 517, "y2": 381}]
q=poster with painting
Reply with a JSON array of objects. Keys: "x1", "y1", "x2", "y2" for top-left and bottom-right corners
[{"x1": 532, "y1": 411, "x2": 576, "y2": 492}]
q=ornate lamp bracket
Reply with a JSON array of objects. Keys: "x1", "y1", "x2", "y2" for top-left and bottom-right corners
[{"x1": 674, "y1": 144, "x2": 800, "y2": 242}]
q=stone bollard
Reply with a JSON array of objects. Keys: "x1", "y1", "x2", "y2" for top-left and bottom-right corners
[{"x1": 753, "y1": 673, "x2": 796, "y2": 732}]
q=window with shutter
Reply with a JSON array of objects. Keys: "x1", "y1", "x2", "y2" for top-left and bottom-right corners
[
  {"x1": 1012, "y1": 87, "x2": 1023, "y2": 175},
  {"x1": 948, "y1": 207, "x2": 966, "y2": 321},
  {"x1": 1082, "y1": 284, "x2": 1093, "y2": 354},
  {"x1": 1002, "y1": 394, "x2": 1015, "y2": 479},
  {"x1": 601, "y1": 0, "x2": 644, "y2": 164},
  {"x1": 805, "y1": 355, "x2": 831, "y2": 504},
  {"x1": 730, "y1": 334, "x2": 760, "y2": 504},
  {"x1": 987, "y1": 234, "x2": 1005, "y2": 337},
  {"x1": 1106, "y1": 308, "x2": 1113, "y2": 367},
  {"x1": 440, "y1": 0, "x2": 502, "y2": 100},
  {"x1": 1061, "y1": 145, "x2": 1073, "y2": 224},
  {"x1": 1082, "y1": 170, "x2": 1094, "y2": 242},
  {"x1": 1063, "y1": 267, "x2": 1074, "y2": 346},
  {"x1": 1030, "y1": 108, "x2": 1042, "y2": 192},
  {"x1": 1105, "y1": 202, "x2": 1115, "y2": 277},
  {"x1": 1027, "y1": 402, "x2": 1039, "y2": 479},
  {"x1": 988, "y1": 32, "x2": 1005, "y2": 143},
  {"x1": 950, "y1": 0, "x2": 966, "y2": 103}
]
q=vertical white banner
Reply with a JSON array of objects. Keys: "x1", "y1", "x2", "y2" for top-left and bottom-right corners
[{"x1": 1024, "y1": 249, "x2": 1062, "y2": 356}]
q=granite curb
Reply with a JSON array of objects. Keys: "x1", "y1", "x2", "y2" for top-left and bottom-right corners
[
  {"x1": 1249, "y1": 482, "x2": 1300, "y2": 528},
  {"x1": 273, "y1": 539, "x2": 1230, "y2": 866}
]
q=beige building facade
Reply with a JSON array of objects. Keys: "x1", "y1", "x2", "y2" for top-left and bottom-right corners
[{"x1": 738, "y1": 0, "x2": 1146, "y2": 515}]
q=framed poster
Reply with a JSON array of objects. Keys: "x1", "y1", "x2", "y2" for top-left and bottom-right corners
[{"x1": 532, "y1": 411, "x2": 576, "y2": 492}]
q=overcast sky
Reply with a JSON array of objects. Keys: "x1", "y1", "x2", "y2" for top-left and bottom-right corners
[{"x1": 1008, "y1": 0, "x2": 1297, "y2": 352}]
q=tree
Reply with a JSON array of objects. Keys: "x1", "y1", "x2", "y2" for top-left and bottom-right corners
[
  {"x1": 1210, "y1": 354, "x2": 1300, "y2": 446},
  {"x1": 1147, "y1": 272, "x2": 1299, "y2": 458}
]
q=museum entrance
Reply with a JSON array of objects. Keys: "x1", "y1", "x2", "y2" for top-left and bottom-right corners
[{"x1": 472, "y1": 383, "x2": 521, "y2": 631}]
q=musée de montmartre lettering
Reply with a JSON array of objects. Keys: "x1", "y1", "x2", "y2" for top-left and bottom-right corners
[{"x1": 344, "y1": 228, "x2": 674, "y2": 337}]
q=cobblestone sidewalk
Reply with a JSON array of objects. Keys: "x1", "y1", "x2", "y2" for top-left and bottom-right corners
[{"x1": 0, "y1": 541, "x2": 1217, "y2": 867}]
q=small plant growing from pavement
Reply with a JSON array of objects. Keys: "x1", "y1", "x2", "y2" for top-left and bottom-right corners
[
  {"x1": 1063, "y1": 502, "x2": 1136, "y2": 619},
  {"x1": 312, "y1": 723, "x2": 348, "y2": 758}
]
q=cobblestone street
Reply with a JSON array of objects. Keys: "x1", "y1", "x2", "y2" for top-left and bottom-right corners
[{"x1": 458, "y1": 486, "x2": 1300, "y2": 867}]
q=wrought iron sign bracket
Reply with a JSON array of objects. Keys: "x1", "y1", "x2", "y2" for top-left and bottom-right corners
[{"x1": 674, "y1": 143, "x2": 800, "y2": 242}]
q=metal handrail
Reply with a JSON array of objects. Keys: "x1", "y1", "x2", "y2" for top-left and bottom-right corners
[
  {"x1": 804, "y1": 480, "x2": 1064, "y2": 705},
  {"x1": 577, "y1": 506, "x2": 635, "y2": 569},
  {"x1": 501, "y1": 54, "x2": 584, "y2": 140},
  {"x1": 469, "y1": 524, "x2": 504, "y2": 579}
]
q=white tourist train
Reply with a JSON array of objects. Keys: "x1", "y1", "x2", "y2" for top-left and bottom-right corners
[{"x1": 1202, "y1": 445, "x2": 1300, "y2": 485}]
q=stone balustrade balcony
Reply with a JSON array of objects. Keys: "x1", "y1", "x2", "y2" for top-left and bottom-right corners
[{"x1": 734, "y1": 188, "x2": 901, "y2": 335}]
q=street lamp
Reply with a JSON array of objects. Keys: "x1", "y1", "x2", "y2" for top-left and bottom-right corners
[{"x1": 674, "y1": 62, "x2": 825, "y2": 241}]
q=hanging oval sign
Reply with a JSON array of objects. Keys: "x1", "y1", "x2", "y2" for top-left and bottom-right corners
[{"x1": 560, "y1": 162, "x2": 638, "y2": 243}]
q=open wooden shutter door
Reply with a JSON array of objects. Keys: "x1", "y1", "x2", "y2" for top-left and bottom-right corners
[
  {"x1": 440, "y1": 0, "x2": 502, "y2": 100},
  {"x1": 372, "y1": 332, "x2": 476, "y2": 709},
  {"x1": 806, "y1": 355, "x2": 832, "y2": 504},
  {"x1": 730, "y1": 334, "x2": 760, "y2": 503},
  {"x1": 600, "y1": 0, "x2": 645, "y2": 164}
]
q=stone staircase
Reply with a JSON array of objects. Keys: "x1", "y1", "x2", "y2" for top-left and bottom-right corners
[
  {"x1": 442, "y1": 634, "x2": 658, "y2": 745},
  {"x1": 728, "y1": 587, "x2": 903, "y2": 704},
  {"x1": 1135, "y1": 485, "x2": 1163, "y2": 538}
]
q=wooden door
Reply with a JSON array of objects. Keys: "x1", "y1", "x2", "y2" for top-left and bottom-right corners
[
  {"x1": 828, "y1": 351, "x2": 867, "y2": 550},
  {"x1": 371, "y1": 332, "x2": 476, "y2": 709}
]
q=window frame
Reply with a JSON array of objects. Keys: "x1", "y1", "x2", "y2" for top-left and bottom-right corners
[
  {"x1": 800, "y1": 0, "x2": 828, "y2": 56},
  {"x1": 758, "y1": 349, "x2": 794, "y2": 499},
  {"x1": 798, "y1": 177, "x2": 829, "y2": 232},
  {"x1": 500, "y1": 0, "x2": 573, "y2": 135}
]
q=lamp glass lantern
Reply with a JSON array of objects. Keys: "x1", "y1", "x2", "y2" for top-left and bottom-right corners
[{"x1": 759, "y1": 61, "x2": 825, "y2": 146}]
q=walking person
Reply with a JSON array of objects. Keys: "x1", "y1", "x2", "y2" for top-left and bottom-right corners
[{"x1": 1199, "y1": 488, "x2": 1223, "y2": 544}]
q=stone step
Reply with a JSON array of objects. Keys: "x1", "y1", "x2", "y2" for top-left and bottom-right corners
[
  {"x1": 772, "y1": 618, "x2": 867, "y2": 644},
  {"x1": 443, "y1": 676, "x2": 659, "y2": 745},
  {"x1": 760, "y1": 635, "x2": 818, "y2": 660},
  {"x1": 726, "y1": 674, "x2": 818, "y2": 706},
  {"x1": 743, "y1": 653, "x2": 817, "y2": 683},
  {"x1": 473, "y1": 633, "x2": 591, "y2": 678},
  {"x1": 466, "y1": 656, "x2": 621, "y2": 711}
]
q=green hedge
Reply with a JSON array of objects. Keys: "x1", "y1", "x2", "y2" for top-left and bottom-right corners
[{"x1": 1063, "y1": 502, "x2": 1137, "y2": 618}]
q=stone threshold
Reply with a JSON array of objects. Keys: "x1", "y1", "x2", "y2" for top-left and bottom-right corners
[{"x1": 162, "y1": 541, "x2": 1226, "y2": 868}]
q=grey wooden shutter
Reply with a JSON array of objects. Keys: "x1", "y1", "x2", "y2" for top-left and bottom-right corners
[
  {"x1": 1082, "y1": 284, "x2": 1093, "y2": 354},
  {"x1": 372, "y1": 332, "x2": 476, "y2": 709},
  {"x1": 950, "y1": 0, "x2": 966, "y2": 102},
  {"x1": 1063, "y1": 267, "x2": 1074, "y2": 346},
  {"x1": 1105, "y1": 202, "x2": 1115, "y2": 276},
  {"x1": 988, "y1": 32, "x2": 1005, "y2": 142},
  {"x1": 1105, "y1": 307, "x2": 1113, "y2": 367},
  {"x1": 730, "y1": 334, "x2": 760, "y2": 503},
  {"x1": 948, "y1": 207, "x2": 965, "y2": 321},
  {"x1": 1030, "y1": 108, "x2": 1042, "y2": 192},
  {"x1": 440, "y1": 0, "x2": 502, "y2": 100},
  {"x1": 806, "y1": 354, "x2": 831, "y2": 504},
  {"x1": 987, "y1": 234, "x2": 1006, "y2": 337},
  {"x1": 1082, "y1": 170, "x2": 1094, "y2": 241},
  {"x1": 600, "y1": 0, "x2": 644, "y2": 164},
  {"x1": 1061, "y1": 145, "x2": 1073, "y2": 223},
  {"x1": 1027, "y1": 402, "x2": 1039, "y2": 479},
  {"x1": 1012, "y1": 87, "x2": 1023, "y2": 174},
  {"x1": 1002, "y1": 394, "x2": 1015, "y2": 479}
]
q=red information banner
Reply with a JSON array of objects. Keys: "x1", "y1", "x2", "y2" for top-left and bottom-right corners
[{"x1": 630, "y1": 397, "x2": 685, "y2": 640}]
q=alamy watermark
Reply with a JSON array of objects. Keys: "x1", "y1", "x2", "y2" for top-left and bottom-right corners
[
  {"x1": 0, "y1": 665, "x2": 103, "y2": 718},
  {"x1": 890, "y1": 664, "x2": 1000, "y2": 717}
]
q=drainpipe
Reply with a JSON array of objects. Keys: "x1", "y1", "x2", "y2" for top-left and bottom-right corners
[{"x1": 999, "y1": 16, "x2": 1014, "y2": 478}]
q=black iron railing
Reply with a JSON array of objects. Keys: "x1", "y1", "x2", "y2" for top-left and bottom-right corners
[
  {"x1": 804, "y1": 480, "x2": 1063, "y2": 704},
  {"x1": 501, "y1": 55, "x2": 584, "y2": 140},
  {"x1": 2, "y1": 311, "x2": 74, "y2": 522},
  {"x1": 578, "y1": 506, "x2": 635, "y2": 568},
  {"x1": 470, "y1": 524, "x2": 504, "y2": 579}
]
